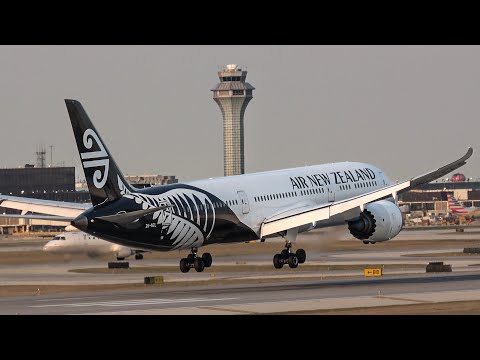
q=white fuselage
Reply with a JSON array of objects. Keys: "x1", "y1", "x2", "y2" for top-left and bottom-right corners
[
  {"x1": 43, "y1": 231, "x2": 133, "y2": 258},
  {"x1": 186, "y1": 161, "x2": 390, "y2": 236}
]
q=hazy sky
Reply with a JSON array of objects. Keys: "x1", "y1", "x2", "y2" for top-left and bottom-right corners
[{"x1": 0, "y1": 45, "x2": 479, "y2": 182}]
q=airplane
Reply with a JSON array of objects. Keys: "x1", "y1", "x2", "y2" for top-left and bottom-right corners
[
  {"x1": 43, "y1": 231, "x2": 148, "y2": 260},
  {"x1": 0, "y1": 99, "x2": 474, "y2": 273},
  {"x1": 446, "y1": 193, "x2": 480, "y2": 217}
]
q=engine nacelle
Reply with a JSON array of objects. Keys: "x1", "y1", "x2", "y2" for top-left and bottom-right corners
[
  {"x1": 114, "y1": 246, "x2": 135, "y2": 259},
  {"x1": 348, "y1": 200, "x2": 403, "y2": 242}
]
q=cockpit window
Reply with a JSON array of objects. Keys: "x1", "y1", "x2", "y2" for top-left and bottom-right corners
[{"x1": 53, "y1": 236, "x2": 66, "y2": 240}]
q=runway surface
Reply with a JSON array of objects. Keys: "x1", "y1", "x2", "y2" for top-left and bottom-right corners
[
  {"x1": 4, "y1": 272, "x2": 480, "y2": 314},
  {"x1": 1, "y1": 227, "x2": 480, "y2": 314}
]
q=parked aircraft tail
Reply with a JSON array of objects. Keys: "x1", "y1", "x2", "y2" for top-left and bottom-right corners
[{"x1": 446, "y1": 193, "x2": 469, "y2": 214}]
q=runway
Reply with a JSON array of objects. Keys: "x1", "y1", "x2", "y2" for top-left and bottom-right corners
[
  {"x1": 4, "y1": 272, "x2": 480, "y2": 314},
  {"x1": 2, "y1": 228, "x2": 480, "y2": 314}
]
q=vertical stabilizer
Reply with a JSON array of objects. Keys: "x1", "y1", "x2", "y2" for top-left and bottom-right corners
[{"x1": 65, "y1": 99, "x2": 134, "y2": 206}]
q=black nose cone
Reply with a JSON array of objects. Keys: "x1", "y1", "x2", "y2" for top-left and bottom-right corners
[{"x1": 71, "y1": 215, "x2": 88, "y2": 231}]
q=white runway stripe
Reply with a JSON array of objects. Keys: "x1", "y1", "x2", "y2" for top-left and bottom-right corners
[{"x1": 31, "y1": 297, "x2": 238, "y2": 308}]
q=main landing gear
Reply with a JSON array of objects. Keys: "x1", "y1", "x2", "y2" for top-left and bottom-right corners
[
  {"x1": 273, "y1": 241, "x2": 306, "y2": 269},
  {"x1": 179, "y1": 248, "x2": 213, "y2": 273}
]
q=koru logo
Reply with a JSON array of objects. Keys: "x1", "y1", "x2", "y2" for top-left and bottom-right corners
[{"x1": 80, "y1": 129, "x2": 109, "y2": 189}]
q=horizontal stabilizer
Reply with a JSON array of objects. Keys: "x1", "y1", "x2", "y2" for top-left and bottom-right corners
[{"x1": 95, "y1": 205, "x2": 172, "y2": 225}]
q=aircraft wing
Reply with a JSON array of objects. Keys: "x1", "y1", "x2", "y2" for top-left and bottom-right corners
[
  {"x1": 260, "y1": 147, "x2": 473, "y2": 238},
  {"x1": 0, "y1": 194, "x2": 90, "y2": 217},
  {"x1": 0, "y1": 214, "x2": 75, "y2": 222}
]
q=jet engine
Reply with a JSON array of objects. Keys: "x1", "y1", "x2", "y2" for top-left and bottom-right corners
[
  {"x1": 114, "y1": 246, "x2": 134, "y2": 259},
  {"x1": 347, "y1": 200, "x2": 403, "y2": 242}
]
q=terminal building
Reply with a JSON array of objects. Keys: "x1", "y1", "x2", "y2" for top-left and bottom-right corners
[{"x1": 398, "y1": 173, "x2": 480, "y2": 214}]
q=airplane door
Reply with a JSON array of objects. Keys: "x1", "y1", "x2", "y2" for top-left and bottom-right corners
[
  {"x1": 237, "y1": 191, "x2": 250, "y2": 214},
  {"x1": 327, "y1": 185, "x2": 335, "y2": 202}
]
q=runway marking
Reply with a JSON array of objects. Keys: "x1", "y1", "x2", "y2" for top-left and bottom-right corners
[
  {"x1": 30, "y1": 297, "x2": 238, "y2": 308},
  {"x1": 198, "y1": 306, "x2": 259, "y2": 314},
  {"x1": 376, "y1": 295, "x2": 432, "y2": 303}
]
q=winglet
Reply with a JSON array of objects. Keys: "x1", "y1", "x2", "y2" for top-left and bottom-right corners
[{"x1": 409, "y1": 147, "x2": 473, "y2": 188}]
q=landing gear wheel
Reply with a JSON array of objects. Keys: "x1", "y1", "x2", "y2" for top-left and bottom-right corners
[
  {"x1": 187, "y1": 253, "x2": 195, "y2": 261},
  {"x1": 135, "y1": 254, "x2": 144, "y2": 260},
  {"x1": 116, "y1": 257, "x2": 125, "y2": 261},
  {"x1": 194, "y1": 258, "x2": 205, "y2": 272},
  {"x1": 280, "y1": 249, "x2": 289, "y2": 259},
  {"x1": 287, "y1": 254, "x2": 299, "y2": 268},
  {"x1": 202, "y1": 252, "x2": 212, "y2": 267},
  {"x1": 296, "y1": 249, "x2": 306, "y2": 264},
  {"x1": 363, "y1": 241, "x2": 369, "y2": 244},
  {"x1": 273, "y1": 254, "x2": 284, "y2": 269},
  {"x1": 180, "y1": 258, "x2": 190, "y2": 273}
]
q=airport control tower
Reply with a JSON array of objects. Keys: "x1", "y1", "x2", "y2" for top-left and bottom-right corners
[{"x1": 212, "y1": 64, "x2": 254, "y2": 176}]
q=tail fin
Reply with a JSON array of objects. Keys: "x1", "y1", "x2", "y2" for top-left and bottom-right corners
[
  {"x1": 447, "y1": 193, "x2": 468, "y2": 214},
  {"x1": 65, "y1": 99, "x2": 134, "y2": 206}
]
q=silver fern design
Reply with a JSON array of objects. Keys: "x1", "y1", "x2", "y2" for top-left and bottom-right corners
[
  {"x1": 118, "y1": 176, "x2": 216, "y2": 250},
  {"x1": 80, "y1": 129, "x2": 109, "y2": 189}
]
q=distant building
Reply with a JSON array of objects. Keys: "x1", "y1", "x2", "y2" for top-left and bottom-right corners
[
  {"x1": 125, "y1": 174, "x2": 178, "y2": 188},
  {"x1": 399, "y1": 179, "x2": 480, "y2": 214},
  {"x1": 0, "y1": 166, "x2": 75, "y2": 195},
  {"x1": 76, "y1": 174, "x2": 178, "y2": 191},
  {"x1": 0, "y1": 166, "x2": 89, "y2": 233}
]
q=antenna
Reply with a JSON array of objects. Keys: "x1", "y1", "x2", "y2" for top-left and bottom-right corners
[
  {"x1": 49, "y1": 145, "x2": 54, "y2": 167},
  {"x1": 36, "y1": 145, "x2": 46, "y2": 168}
]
